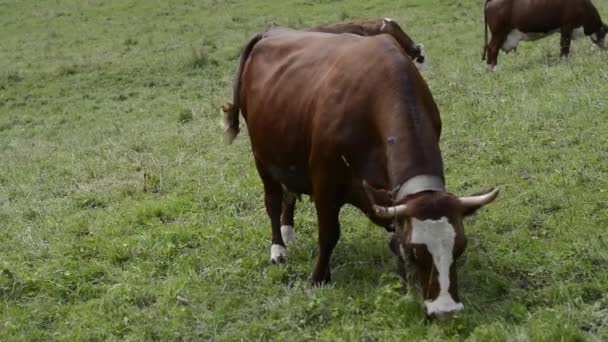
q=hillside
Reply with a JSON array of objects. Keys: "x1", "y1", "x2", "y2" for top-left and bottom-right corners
[{"x1": 1, "y1": 0, "x2": 607, "y2": 340}]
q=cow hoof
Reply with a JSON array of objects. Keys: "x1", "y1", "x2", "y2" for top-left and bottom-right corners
[
  {"x1": 311, "y1": 277, "x2": 330, "y2": 287},
  {"x1": 281, "y1": 225, "x2": 296, "y2": 244},
  {"x1": 270, "y1": 244, "x2": 287, "y2": 264},
  {"x1": 485, "y1": 64, "x2": 497, "y2": 72}
]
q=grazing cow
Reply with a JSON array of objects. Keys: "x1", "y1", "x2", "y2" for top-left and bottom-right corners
[
  {"x1": 222, "y1": 28, "x2": 498, "y2": 318},
  {"x1": 308, "y1": 18, "x2": 427, "y2": 70},
  {"x1": 483, "y1": 0, "x2": 608, "y2": 70}
]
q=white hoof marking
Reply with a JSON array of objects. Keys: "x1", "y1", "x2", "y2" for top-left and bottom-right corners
[
  {"x1": 270, "y1": 244, "x2": 287, "y2": 263},
  {"x1": 281, "y1": 225, "x2": 296, "y2": 244}
]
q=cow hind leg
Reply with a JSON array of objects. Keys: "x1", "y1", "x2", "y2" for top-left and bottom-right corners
[
  {"x1": 280, "y1": 191, "x2": 297, "y2": 244},
  {"x1": 560, "y1": 27, "x2": 573, "y2": 59},
  {"x1": 255, "y1": 160, "x2": 287, "y2": 263}
]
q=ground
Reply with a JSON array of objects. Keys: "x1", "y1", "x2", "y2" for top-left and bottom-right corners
[{"x1": 1, "y1": 0, "x2": 607, "y2": 340}]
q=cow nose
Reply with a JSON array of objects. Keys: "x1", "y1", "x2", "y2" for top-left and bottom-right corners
[
  {"x1": 425, "y1": 304, "x2": 464, "y2": 320},
  {"x1": 424, "y1": 299, "x2": 464, "y2": 319}
]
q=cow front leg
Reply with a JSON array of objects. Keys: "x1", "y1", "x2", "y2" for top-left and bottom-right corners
[
  {"x1": 387, "y1": 232, "x2": 408, "y2": 291},
  {"x1": 310, "y1": 186, "x2": 341, "y2": 285},
  {"x1": 255, "y1": 160, "x2": 287, "y2": 263},
  {"x1": 560, "y1": 28, "x2": 572, "y2": 59},
  {"x1": 280, "y1": 191, "x2": 297, "y2": 244},
  {"x1": 486, "y1": 33, "x2": 507, "y2": 71}
]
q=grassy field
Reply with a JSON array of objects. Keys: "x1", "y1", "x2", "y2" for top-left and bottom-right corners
[{"x1": 1, "y1": 0, "x2": 608, "y2": 340}]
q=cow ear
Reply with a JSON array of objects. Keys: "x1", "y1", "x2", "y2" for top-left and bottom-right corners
[
  {"x1": 459, "y1": 188, "x2": 499, "y2": 217},
  {"x1": 363, "y1": 180, "x2": 410, "y2": 219},
  {"x1": 362, "y1": 180, "x2": 393, "y2": 207}
]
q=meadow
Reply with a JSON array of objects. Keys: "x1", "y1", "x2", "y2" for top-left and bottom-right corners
[{"x1": 1, "y1": 0, "x2": 607, "y2": 340}]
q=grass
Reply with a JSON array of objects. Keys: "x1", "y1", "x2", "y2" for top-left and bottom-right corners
[{"x1": 1, "y1": 0, "x2": 607, "y2": 340}]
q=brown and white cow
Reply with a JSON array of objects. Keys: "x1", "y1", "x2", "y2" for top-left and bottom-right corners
[
  {"x1": 308, "y1": 18, "x2": 427, "y2": 70},
  {"x1": 483, "y1": 0, "x2": 608, "y2": 71},
  {"x1": 223, "y1": 28, "x2": 498, "y2": 318}
]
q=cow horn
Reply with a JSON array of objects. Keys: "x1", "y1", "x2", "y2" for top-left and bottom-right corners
[
  {"x1": 373, "y1": 204, "x2": 408, "y2": 219},
  {"x1": 459, "y1": 188, "x2": 499, "y2": 207}
]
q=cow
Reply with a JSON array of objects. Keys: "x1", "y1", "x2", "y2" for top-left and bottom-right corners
[
  {"x1": 222, "y1": 27, "x2": 498, "y2": 318},
  {"x1": 307, "y1": 18, "x2": 427, "y2": 70},
  {"x1": 482, "y1": 0, "x2": 608, "y2": 71}
]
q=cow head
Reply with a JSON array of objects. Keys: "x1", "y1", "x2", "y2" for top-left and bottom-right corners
[
  {"x1": 363, "y1": 182, "x2": 498, "y2": 319},
  {"x1": 380, "y1": 18, "x2": 426, "y2": 70},
  {"x1": 591, "y1": 24, "x2": 608, "y2": 49}
]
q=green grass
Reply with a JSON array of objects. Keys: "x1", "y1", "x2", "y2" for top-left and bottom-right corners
[{"x1": 1, "y1": 0, "x2": 607, "y2": 340}]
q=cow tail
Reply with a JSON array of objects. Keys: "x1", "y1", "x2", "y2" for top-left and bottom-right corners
[
  {"x1": 222, "y1": 32, "x2": 264, "y2": 145},
  {"x1": 482, "y1": 0, "x2": 489, "y2": 61}
]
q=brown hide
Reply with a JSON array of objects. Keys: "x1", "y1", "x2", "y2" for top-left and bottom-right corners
[
  {"x1": 224, "y1": 29, "x2": 498, "y2": 318},
  {"x1": 308, "y1": 18, "x2": 426, "y2": 66},
  {"x1": 239, "y1": 29, "x2": 442, "y2": 211},
  {"x1": 483, "y1": 0, "x2": 607, "y2": 68},
  {"x1": 233, "y1": 26, "x2": 443, "y2": 283}
]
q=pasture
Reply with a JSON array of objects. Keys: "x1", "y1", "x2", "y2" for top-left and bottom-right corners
[{"x1": 1, "y1": 0, "x2": 607, "y2": 340}]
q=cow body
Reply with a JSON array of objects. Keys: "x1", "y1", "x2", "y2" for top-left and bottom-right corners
[
  {"x1": 277, "y1": 18, "x2": 427, "y2": 244},
  {"x1": 483, "y1": 0, "x2": 608, "y2": 70},
  {"x1": 223, "y1": 28, "x2": 498, "y2": 318},
  {"x1": 308, "y1": 18, "x2": 426, "y2": 69}
]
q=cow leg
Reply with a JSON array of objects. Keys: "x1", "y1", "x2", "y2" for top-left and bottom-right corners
[
  {"x1": 388, "y1": 233, "x2": 408, "y2": 291},
  {"x1": 486, "y1": 33, "x2": 507, "y2": 71},
  {"x1": 560, "y1": 27, "x2": 572, "y2": 59},
  {"x1": 280, "y1": 192, "x2": 297, "y2": 244},
  {"x1": 310, "y1": 181, "x2": 341, "y2": 285},
  {"x1": 254, "y1": 160, "x2": 287, "y2": 263}
]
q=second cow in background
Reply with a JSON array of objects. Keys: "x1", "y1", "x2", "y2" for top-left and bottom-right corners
[
  {"x1": 483, "y1": 0, "x2": 608, "y2": 71},
  {"x1": 309, "y1": 18, "x2": 427, "y2": 70}
]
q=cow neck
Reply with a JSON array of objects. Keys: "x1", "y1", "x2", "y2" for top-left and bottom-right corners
[
  {"x1": 393, "y1": 174, "x2": 445, "y2": 203},
  {"x1": 381, "y1": 119, "x2": 445, "y2": 200}
]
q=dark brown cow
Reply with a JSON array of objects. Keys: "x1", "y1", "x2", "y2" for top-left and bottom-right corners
[
  {"x1": 308, "y1": 18, "x2": 426, "y2": 70},
  {"x1": 223, "y1": 28, "x2": 498, "y2": 318},
  {"x1": 483, "y1": 0, "x2": 608, "y2": 70}
]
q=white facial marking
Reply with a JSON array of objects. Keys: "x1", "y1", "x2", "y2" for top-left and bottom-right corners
[
  {"x1": 486, "y1": 63, "x2": 496, "y2": 72},
  {"x1": 270, "y1": 244, "x2": 287, "y2": 263},
  {"x1": 280, "y1": 225, "x2": 296, "y2": 244},
  {"x1": 425, "y1": 294, "x2": 464, "y2": 316},
  {"x1": 384, "y1": 17, "x2": 393, "y2": 23},
  {"x1": 572, "y1": 26, "x2": 585, "y2": 40},
  {"x1": 410, "y1": 217, "x2": 463, "y2": 315}
]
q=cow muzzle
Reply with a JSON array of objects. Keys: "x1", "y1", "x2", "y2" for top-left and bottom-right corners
[
  {"x1": 424, "y1": 295, "x2": 464, "y2": 320},
  {"x1": 414, "y1": 43, "x2": 426, "y2": 70}
]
